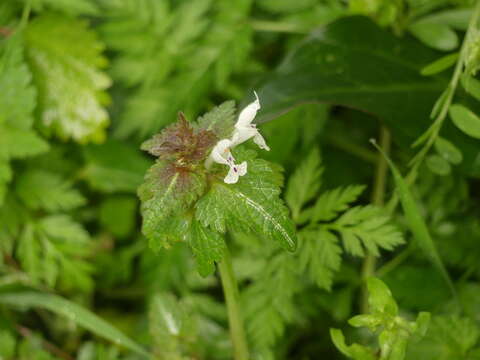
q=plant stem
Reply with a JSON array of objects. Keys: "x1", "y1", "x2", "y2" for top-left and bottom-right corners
[
  {"x1": 20, "y1": 0, "x2": 32, "y2": 28},
  {"x1": 387, "y1": 1, "x2": 480, "y2": 211},
  {"x1": 218, "y1": 247, "x2": 249, "y2": 360},
  {"x1": 361, "y1": 126, "x2": 391, "y2": 313}
]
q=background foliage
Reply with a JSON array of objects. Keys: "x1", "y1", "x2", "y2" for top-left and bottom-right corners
[{"x1": 2, "y1": 0, "x2": 480, "y2": 359}]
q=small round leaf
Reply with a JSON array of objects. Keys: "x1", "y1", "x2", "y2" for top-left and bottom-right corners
[
  {"x1": 449, "y1": 104, "x2": 480, "y2": 139},
  {"x1": 434, "y1": 137, "x2": 463, "y2": 165},
  {"x1": 426, "y1": 154, "x2": 451, "y2": 176}
]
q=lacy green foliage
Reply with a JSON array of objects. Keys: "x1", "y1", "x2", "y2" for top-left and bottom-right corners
[
  {"x1": 295, "y1": 150, "x2": 403, "y2": 290},
  {"x1": 16, "y1": 169, "x2": 85, "y2": 211},
  {"x1": 17, "y1": 215, "x2": 93, "y2": 291},
  {"x1": 242, "y1": 150, "x2": 403, "y2": 356},
  {"x1": 139, "y1": 103, "x2": 296, "y2": 276},
  {"x1": 242, "y1": 251, "x2": 298, "y2": 355},
  {"x1": 0, "y1": 34, "x2": 48, "y2": 203},
  {"x1": 331, "y1": 278, "x2": 430, "y2": 360},
  {"x1": 98, "y1": 0, "x2": 254, "y2": 137},
  {"x1": 25, "y1": 14, "x2": 111, "y2": 142}
]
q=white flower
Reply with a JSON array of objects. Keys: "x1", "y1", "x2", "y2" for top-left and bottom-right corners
[
  {"x1": 206, "y1": 92, "x2": 269, "y2": 184},
  {"x1": 231, "y1": 91, "x2": 270, "y2": 151},
  {"x1": 207, "y1": 139, "x2": 247, "y2": 184}
]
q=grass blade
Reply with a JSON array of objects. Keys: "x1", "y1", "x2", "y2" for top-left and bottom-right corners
[
  {"x1": 0, "y1": 291, "x2": 150, "y2": 357},
  {"x1": 370, "y1": 140, "x2": 456, "y2": 299}
]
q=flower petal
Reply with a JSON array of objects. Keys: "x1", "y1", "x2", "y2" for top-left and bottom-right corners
[
  {"x1": 236, "y1": 91, "x2": 260, "y2": 127},
  {"x1": 210, "y1": 139, "x2": 233, "y2": 165},
  {"x1": 224, "y1": 165, "x2": 240, "y2": 184},
  {"x1": 253, "y1": 132, "x2": 270, "y2": 151}
]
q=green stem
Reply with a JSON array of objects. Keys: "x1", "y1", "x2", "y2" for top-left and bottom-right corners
[
  {"x1": 20, "y1": 0, "x2": 32, "y2": 28},
  {"x1": 218, "y1": 247, "x2": 249, "y2": 360},
  {"x1": 387, "y1": 1, "x2": 480, "y2": 211},
  {"x1": 361, "y1": 126, "x2": 391, "y2": 313}
]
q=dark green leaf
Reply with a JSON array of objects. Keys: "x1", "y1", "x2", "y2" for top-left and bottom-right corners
[{"x1": 255, "y1": 17, "x2": 480, "y2": 176}]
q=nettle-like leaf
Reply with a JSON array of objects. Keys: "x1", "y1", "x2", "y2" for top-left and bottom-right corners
[
  {"x1": 196, "y1": 149, "x2": 296, "y2": 251},
  {"x1": 25, "y1": 14, "x2": 111, "y2": 142},
  {"x1": 139, "y1": 102, "x2": 296, "y2": 276},
  {"x1": 331, "y1": 278, "x2": 430, "y2": 360},
  {"x1": 0, "y1": 33, "x2": 48, "y2": 203},
  {"x1": 141, "y1": 113, "x2": 217, "y2": 163},
  {"x1": 138, "y1": 159, "x2": 206, "y2": 247}
]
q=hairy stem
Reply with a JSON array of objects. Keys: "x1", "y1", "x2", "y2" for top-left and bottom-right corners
[
  {"x1": 361, "y1": 126, "x2": 391, "y2": 313},
  {"x1": 218, "y1": 247, "x2": 249, "y2": 360}
]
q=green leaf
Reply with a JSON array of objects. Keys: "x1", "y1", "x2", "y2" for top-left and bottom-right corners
[
  {"x1": 330, "y1": 328, "x2": 376, "y2": 360},
  {"x1": 149, "y1": 293, "x2": 197, "y2": 359},
  {"x1": 298, "y1": 229, "x2": 341, "y2": 290},
  {"x1": 371, "y1": 141, "x2": 456, "y2": 298},
  {"x1": 461, "y1": 75, "x2": 480, "y2": 101},
  {"x1": 334, "y1": 205, "x2": 404, "y2": 257},
  {"x1": 83, "y1": 140, "x2": 151, "y2": 193},
  {"x1": 25, "y1": 14, "x2": 111, "y2": 142},
  {"x1": 434, "y1": 137, "x2": 463, "y2": 165},
  {"x1": 367, "y1": 278, "x2": 398, "y2": 316},
  {"x1": 254, "y1": 17, "x2": 480, "y2": 176},
  {"x1": 196, "y1": 100, "x2": 236, "y2": 139},
  {"x1": 426, "y1": 154, "x2": 451, "y2": 176},
  {"x1": 449, "y1": 104, "x2": 480, "y2": 139},
  {"x1": 408, "y1": 21, "x2": 458, "y2": 51},
  {"x1": 421, "y1": 53, "x2": 459, "y2": 76},
  {"x1": 15, "y1": 170, "x2": 85, "y2": 212},
  {"x1": 0, "y1": 33, "x2": 36, "y2": 128},
  {"x1": 16, "y1": 216, "x2": 93, "y2": 290},
  {"x1": 285, "y1": 148, "x2": 323, "y2": 220},
  {"x1": 0, "y1": 292, "x2": 149, "y2": 357},
  {"x1": 310, "y1": 185, "x2": 365, "y2": 223},
  {"x1": 196, "y1": 151, "x2": 296, "y2": 251},
  {"x1": 187, "y1": 220, "x2": 226, "y2": 277},
  {"x1": 139, "y1": 160, "x2": 206, "y2": 248}
]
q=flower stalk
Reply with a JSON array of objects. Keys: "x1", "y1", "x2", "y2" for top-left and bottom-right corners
[{"x1": 218, "y1": 246, "x2": 250, "y2": 360}]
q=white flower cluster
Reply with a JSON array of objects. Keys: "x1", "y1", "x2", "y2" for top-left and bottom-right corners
[{"x1": 207, "y1": 92, "x2": 269, "y2": 184}]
